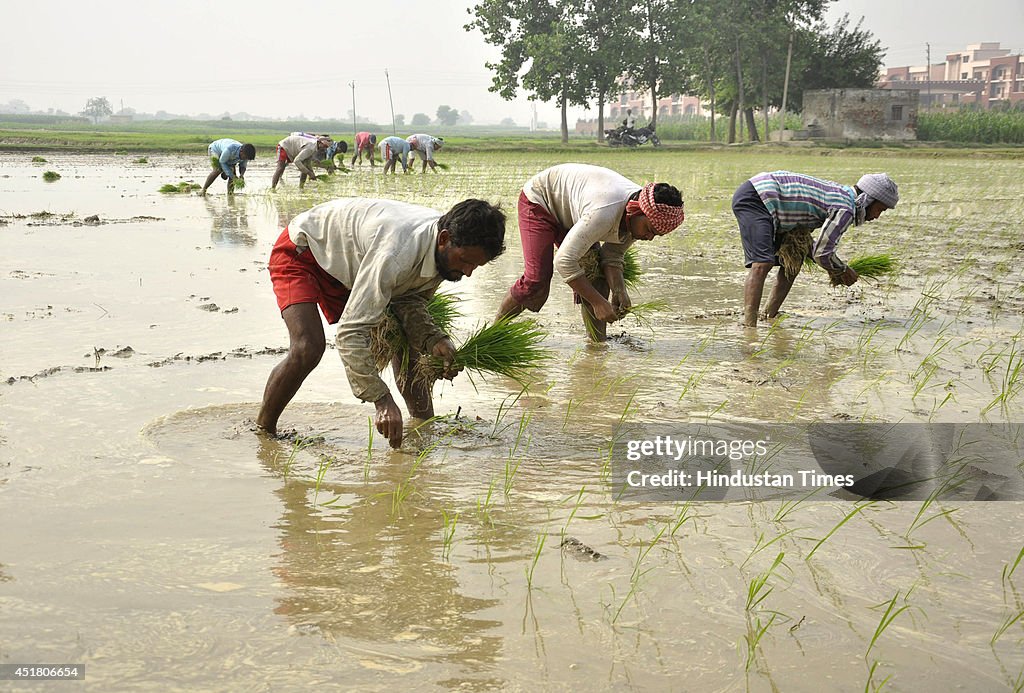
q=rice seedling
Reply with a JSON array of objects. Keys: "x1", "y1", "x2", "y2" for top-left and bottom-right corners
[
  {"x1": 742, "y1": 530, "x2": 800, "y2": 569},
  {"x1": 613, "y1": 524, "x2": 667, "y2": 623},
  {"x1": 746, "y1": 552, "x2": 786, "y2": 611},
  {"x1": 525, "y1": 532, "x2": 547, "y2": 590},
  {"x1": 440, "y1": 507, "x2": 459, "y2": 560},
  {"x1": 231, "y1": 177, "x2": 245, "y2": 190},
  {"x1": 312, "y1": 455, "x2": 332, "y2": 505},
  {"x1": 159, "y1": 181, "x2": 201, "y2": 194},
  {"x1": 31, "y1": 156, "x2": 47, "y2": 163},
  {"x1": 1001, "y1": 544, "x2": 1024, "y2": 589},
  {"x1": 364, "y1": 415, "x2": 374, "y2": 482},
  {"x1": 865, "y1": 660, "x2": 893, "y2": 692},
  {"x1": 982, "y1": 338, "x2": 1024, "y2": 418},
  {"x1": 476, "y1": 478, "x2": 497, "y2": 527},
  {"x1": 416, "y1": 316, "x2": 551, "y2": 387},
  {"x1": 805, "y1": 253, "x2": 899, "y2": 285},
  {"x1": 866, "y1": 590, "x2": 914, "y2": 656},
  {"x1": 806, "y1": 500, "x2": 877, "y2": 560},
  {"x1": 583, "y1": 246, "x2": 643, "y2": 290},
  {"x1": 133, "y1": 157, "x2": 148, "y2": 164},
  {"x1": 435, "y1": 162, "x2": 451, "y2": 171},
  {"x1": 616, "y1": 300, "x2": 668, "y2": 330},
  {"x1": 489, "y1": 387, "x2": 527, "y2": 438},
  {"x1": 743, "y1": 613, "x2": 778, "y2": 672},
  {"x1": 503, "y1": 412, "x2": 531, "y2": 495},
  {"x1": 42, "y1": 171, "x2": 60, "y2": 182},
  {"x1": 561, "y1": 485, "x2": 587, "y2": 536}
]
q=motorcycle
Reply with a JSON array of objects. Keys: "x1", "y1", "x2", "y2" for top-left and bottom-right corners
[{"x1": 604, "y1": 126, "x2": 661, "y2": 148}]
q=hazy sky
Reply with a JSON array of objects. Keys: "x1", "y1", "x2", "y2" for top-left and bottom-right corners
[{"x1": 1, "y1": 0, "x2": 1021, "y2": 126}]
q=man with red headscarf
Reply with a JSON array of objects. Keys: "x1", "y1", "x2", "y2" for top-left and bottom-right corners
[{"x1": 495, "y1": 163, "x2": 685, "y2": 340}]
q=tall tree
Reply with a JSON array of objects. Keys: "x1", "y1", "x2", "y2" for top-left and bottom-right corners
[
  {"x1": 625, "y1": 0, "x2": 682, "y2": 130},
  {"x1": 578, "y1": 0, "x2": 634, "y2": 141},
  {"x1": 436, "y1": 105, "x2": 460, "y2": 126},
  {"x1": 81, "y1": 96, "x2": 112, "y2": 124},
  {"x1": 467, "y1": 0, "x2": 589, "y2": 143}
]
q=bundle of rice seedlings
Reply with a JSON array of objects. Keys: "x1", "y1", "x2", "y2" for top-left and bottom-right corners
[
  {"x1": 42, "y1": 171, "x2": 61, "y2": 182},
  {"x1": 805, "y1": 252, "x2": 899, "y2": 285},
  {"x1": 133, "y1": 157, "x2": 148, "y2": 164},
  {"x1": 847, "y1": 254, "x2": 898, "y2": 279},
  {"x1": 415, "y1": 316, "x2": 551, "y2": 386},
  {"x1": 582, "y1": 247, "x2": 643, "y2": 289},
  {"x1": 31, "y1": 156, "x2": 47, "y2": 163},
  {"x1": 210, "y1": 156, "x2": 221, "y2": 170},
  {"x1": 617, "y1": 299, "x2": 669, "y2": 327},
  {"x1": 434, "y1": 162, "x2": 450, "y2": 171},
  {"x1": 370, "y1": 293, "x2": 462, "y2": 374},
  {"x1": 231, "y1": 177, "x2": 246, "y2": 190},
  {"x1": 159, "y1": 181, "x2": 201, "y2": 194}
]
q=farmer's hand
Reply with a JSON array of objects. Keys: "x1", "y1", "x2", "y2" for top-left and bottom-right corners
[
  {"x1": 591, "y1": 298, "x2": 618, "y2": 324},
  {"x1": 837, "y1": 267, "x2": 859, "y2": 286},
  {"x1": 374, "y1": 393, "x2": 404, "y2": 448},
  {"x1": 610, "y1": 289, "x2": 632, "y2": 317},
  {"x1": 431, "y1": 337, "x2": 461, "y2": 380}
]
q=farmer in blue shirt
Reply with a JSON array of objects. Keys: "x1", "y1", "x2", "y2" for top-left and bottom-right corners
[{"x1": 201, "y1": 138, "x2": 256, "y2": 195}]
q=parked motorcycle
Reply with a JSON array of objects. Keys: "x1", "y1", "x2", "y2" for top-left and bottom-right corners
[{"x1": 604, "y1": 126, "x2": 661, "y2": 148}]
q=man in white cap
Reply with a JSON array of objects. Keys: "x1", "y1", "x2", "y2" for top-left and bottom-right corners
[
  {"x1": 731, "y1": 170, "x2": 899, "y2": 327},
  {"x1": 407, "y1": 134, "x2": 444, "y2": 173}
]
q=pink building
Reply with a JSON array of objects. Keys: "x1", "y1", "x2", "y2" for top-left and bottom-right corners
[{"x1": 880, "y1": 42, "x2": 1023, "y2": 109}]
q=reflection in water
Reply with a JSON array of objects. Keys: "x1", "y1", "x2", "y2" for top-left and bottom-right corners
[
  {"x1": 254, "y1": 434, "x2": 505, "y2": 680},
  {"x1": 204, "y1": 195, "x2": 254, "y2": 246}
]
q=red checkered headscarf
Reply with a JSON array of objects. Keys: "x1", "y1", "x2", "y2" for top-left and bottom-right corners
[{"x1": 625, "y1": 183, "x2": 685, "y2": 235}]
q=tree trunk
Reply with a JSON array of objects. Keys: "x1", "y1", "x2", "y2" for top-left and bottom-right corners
[
  {"x1": 780, "y1": 31, "x2": 794, "y2": 135},
  {"x1": 745, "y1": 107, "x2": 760, "y2": 142},
  {"x1": 560, "y1": 87, "x2": 569, "y2": 144},
  {"x1": 762, "y1": 56, "x2": 770, "y2": 142},
  {"x1": 728, "y1": 101, "x2": 738, "y2": 144},
  {"x1": 706, "y1": 69, "x2": 717, "y2": 143},
  {"x1": 734, "y1": 39, "x2": 745, "y2": 143},
  {"x1": 597, "y1": 90, "x2": 605, "y2": 143},
  {"x1": 645, "y1": 0, "x2": 658, "y2": 131}
]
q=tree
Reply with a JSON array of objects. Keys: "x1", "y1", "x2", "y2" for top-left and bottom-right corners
[
  {"x1": 500, "y1": 117, "x2": 517, "y2": 127},
  {"x1": 459, "y1": 109, "x2": 475, "y2": 124},
  {"x1": 466, "y1": 0, "x2": 590, "y2": 143},
  {"x1": 436, "y1": 105, "x2": 460, "y2": 126},
  {"x1": 411, "y1": 113, "x2": 431, "y2": 127},
  {"x1": 796, "y1": 14, "x2": 884, "y2": 101},
  {"x1": 81, "y1": 96, "x2": 112, "y2": 124},
  {"x1": 395, "y1": 114, "x2": 406, "y2": 127},
  {"x1": 578, "y1": 0, "x2": 634, "y2": 141}
]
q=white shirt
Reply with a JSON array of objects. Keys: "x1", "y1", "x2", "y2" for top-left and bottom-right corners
[
  {"x1": 523, "y1": 164, "x2": 640, "y2": 282},
  {"x1": 288, "y1": 198, "x2": 445, "y2": 402}
]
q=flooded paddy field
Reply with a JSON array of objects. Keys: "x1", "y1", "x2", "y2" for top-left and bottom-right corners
[{"x1": 2, "y1": 149, "x2": 1023, "y2": 691}]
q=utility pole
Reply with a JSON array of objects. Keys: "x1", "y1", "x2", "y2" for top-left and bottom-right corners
[
  {"x1": 385, "y1": 69, "x2": 396, "y2": 135},
  {"x1": 349, "y1": 81, "x2": 356, "y2": 139},
  {"x1": 926, "y1": 43, "x2": 932, "y2": 110},
  {"x1": 780, "y1": 30, "x2": 794, "y2": 138}
]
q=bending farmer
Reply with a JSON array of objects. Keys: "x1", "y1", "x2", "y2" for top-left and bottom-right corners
[
  {"x1": 201, "y1": 138, "x2": 256, "y2": 195},
  {"x1": 495, "y1": 163, "x2": 685, "y2": 340},
  {"x1": 733, "y1": 171, "x2": 899, "y2": 327},
  {"x1": 257, "y1": 198, "x2": 507, "y2": 447},
  {"x1": 271, "y1": 133, "x2": 330, "y2": 190}
]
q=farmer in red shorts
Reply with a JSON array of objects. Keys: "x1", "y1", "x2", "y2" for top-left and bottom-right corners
[
  {"x1": 257, "y1": 197, "x2": 506, "y2": 448},
  {"x1": 350, "y1": 132, "x2": 377, "y2": 166},
  {"x1": 494, "y1": 163, "x2": 685, "y2": 341}
]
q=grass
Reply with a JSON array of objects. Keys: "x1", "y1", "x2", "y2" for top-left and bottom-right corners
[
  {"x1": 31, "y1": 155, "x2": 46, "y2": 163},
  {"x1": 42, "y1": 171, "x2": 60, "y2": 182},
  {"x1": 159, "y1": 181, "x2": 201, "y2": 194}
]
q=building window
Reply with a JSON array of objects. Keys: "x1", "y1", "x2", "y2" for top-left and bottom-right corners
[
  {"x1": 891, "y1": 105, "x2": 903, "y2": 121},
  {"x1": 962, "y1": 72, "x2": 969, "y2": 79}
]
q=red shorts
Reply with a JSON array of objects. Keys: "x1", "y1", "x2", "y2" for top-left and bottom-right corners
[
  {"x1": 276, "y1": 145, "x2": 291, "y2": 163},
  {"x1": 510, "y1": 191, "x2": 571, "y2": 311},
  {"x1": 268, "y1": 228, "x2": 350, "y2": 324}
]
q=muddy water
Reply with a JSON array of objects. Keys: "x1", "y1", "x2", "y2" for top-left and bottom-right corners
[{"x1": 2, "y1": 151, "x2": 1023, "y2": 691}]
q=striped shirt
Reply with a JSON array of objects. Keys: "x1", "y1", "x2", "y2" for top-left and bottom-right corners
[{"x1": 750, "y1": 171, "x2": 857, "y2": 271}]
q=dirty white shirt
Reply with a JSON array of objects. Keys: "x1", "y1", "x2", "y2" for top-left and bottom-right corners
[
  {"x1": 407, "y1": 134, "x2": 439, "y2": 161},
  {"x1": 287, "y1": 198, "x2": 445, "y2": 403},
  {"x1": 522, "y1": 163, "x2": 640, "y2": 282},
  {"x1": 278, "y1": 134, "x2": 320, "y2": 173}
]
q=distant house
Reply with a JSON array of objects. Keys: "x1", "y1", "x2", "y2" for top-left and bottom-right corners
[
  {"x1": 879, "y1": 42, "x2": 1023, "y2": 109},
  {"x1": 803, "y1": 89, "x2": 918, "y2": 140},
  {"x1": 109, "y1": 114, "x2": 134, "y2": 124}
]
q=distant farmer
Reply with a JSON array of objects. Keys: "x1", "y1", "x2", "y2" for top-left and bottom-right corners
[
  {"x1": 379, "y1": 136, "x2": 411, "y2": 174},
  {"x1": 351, "y1": 132, "x2": 377, "y2": 166},
  {"x1": 271, "y1": 133, "x2": 331, "y2": 190},
  {"x1": 407, "y1": 134, "x2": 444, "y2": 173},
  {"x1": 317, "y1": 139, "x2": 348, "y2": 174},
  {"x1": 733, "y1": 170, "x2": 899, "y2": 327},
  {"x1": 494, "y1": 163, "x2": 685, "y2": 340},
  {"x1": 623, "y1": 109, "x2": 636, "y2": 130},
  {"x1": 256, "y1": 197, "x2": 507, "y2": 447},
  {"x1": 201, "y1": 138, "x2": 256, "y2": 195}
]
